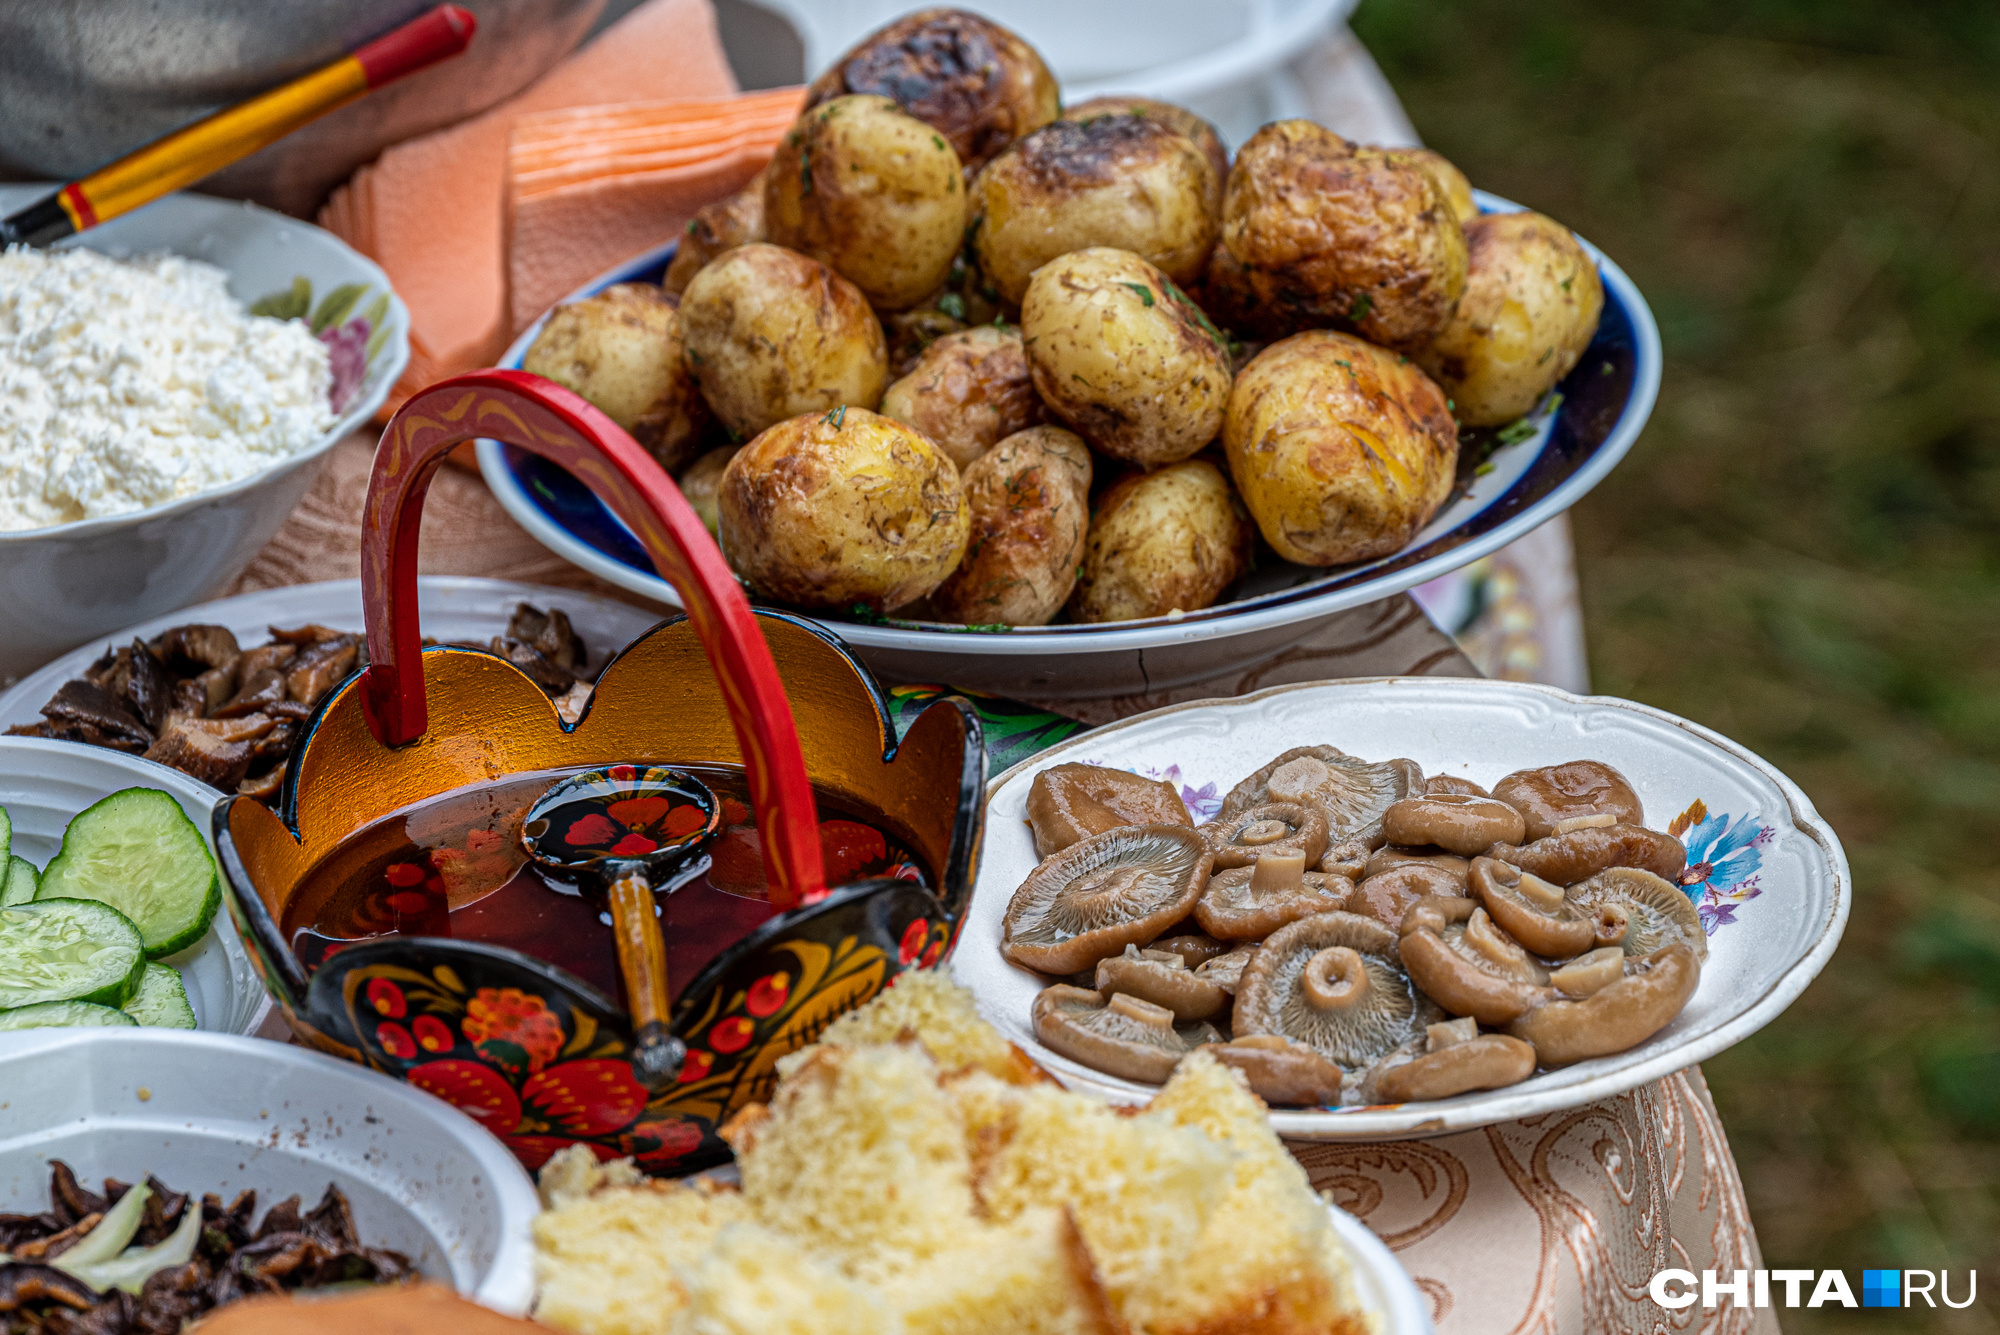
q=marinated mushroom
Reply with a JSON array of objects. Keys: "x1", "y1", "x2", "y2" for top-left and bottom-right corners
[
  {"x1": 1194, "y1": 853, "x2": 1352, "y2": 941},
  {"x1": 1345, "y1": 862, "x2": 1463, "y2": 928},
  {"x1": 1199, "y1": 1034, "x2": 1347, "y2": 1107},
  {"x1": 1220, "y1": 746, "x2": 1423, "y2": 850},
  {"x1": 1396, "y1": 896, "x2": 1551, "y2": 1025},
  {"x1": 1363, "y1": 846, "x2": 1471, "y2": 886},
  {"x1": 1565, "y1": 867, "x2": 1709, "y2": 960},
  {"x1": 1031, "y1": 985, "x2": 1220, "y2": 1083},
  {"x1": 1233, "y1": 912, "x2": 1436, "y2": 1070},
  {"x1": 1150, "y1": 932, "x2": 1234, "y2": 970},
  {"x1": 1466, "y1": 856, "x2": 1597, "y2": 959},
  {"x1": 1490, "y1": 823, "x2": 1688, "y2": 886},
  {"x1": 1002, "y1": 824, "x2": 1212, "y2": 974},
  {"x1": 1507, "y1": 944, "x2": 1701, "y2": 1067},
  {"x1": 1548, "y1": 946, "x2": 1627, "y2": 998},
  {"x1": 1094, "y1": 943, "x2": 1232, "y2": 1022},
  {"x1": 1381, "y1": 794, "x2": 1527, "y2": 857},
  {"x1": 1192, "y1": 942, "x2": 1259, "y2": 994},
  {"x1": 1492, "y1": 761, "x2": 1645, "y2": 842},
  {"x1": 1363, "y1": 1019, "x2": 1537, "y2": 1104},
  {"x1": 1025, "y1": 762, "x2": 1194, "y2": 859},
  {"x1": 1424, "y1": 774, "x2": 1491, "y2": 798},
  {"x1": 1201, "y1": 801, "x2": 1330, "y2": 870}
]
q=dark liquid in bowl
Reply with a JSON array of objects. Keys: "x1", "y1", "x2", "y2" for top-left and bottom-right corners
[{"x1": 284, "y1": 764, "x2": 931, "y2": 1005}]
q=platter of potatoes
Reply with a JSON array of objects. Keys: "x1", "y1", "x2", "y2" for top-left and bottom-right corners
[
  {"x1": 955, "y1": 676, "x2": 1850, "y2": 1140},
  {"x1": 483, "y1": 7, "x2": 1660, "y2": 690}
]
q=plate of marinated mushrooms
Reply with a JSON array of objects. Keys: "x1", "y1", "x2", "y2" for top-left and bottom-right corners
[
  {"x1": 477, "y1": 7, "x2": 1660, "y2": 700},
  {"x1": 954, "y1": 677, "x2": 1850, "y2": 1139}
]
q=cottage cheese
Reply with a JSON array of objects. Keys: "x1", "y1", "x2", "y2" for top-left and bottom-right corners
[{"x1": 0, "y1": 245, "x2": 335, "y2": 532}]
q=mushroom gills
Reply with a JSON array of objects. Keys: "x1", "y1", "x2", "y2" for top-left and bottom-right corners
[
  {"x1": 1032, "y1": 984, "x2": 1222, "y2": 1083},
  {"x1": 1001, "y1": 823, "x2": 1213, "y2": 974},
  {"x1": 1233, "y1": 911, "x2": 1435, "y2": 1070},
  {"x1": 1564, "y1": 866, "x2": 1708, "y2": 960},
  {"x1": 1202, "y1": 801, "x2": 1329, "y2": 869},
  {"x1": 1467, "y1": 856, "x2": 1597, "y2": 959},
  {"x1": 1193, "y1": 854, "x2": 1351, "y2": 941},
  {"x1": 1094, "y1": 943, "x2": 1232, "y2": 1021},
  {"x1": 1219, "y1": 745, "x2": 1424, "y2": 850}
]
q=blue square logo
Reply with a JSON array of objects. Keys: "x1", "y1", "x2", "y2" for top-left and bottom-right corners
[{"x1": 1863, "y1": 1270, "x2": 1901, "y2": 1308}]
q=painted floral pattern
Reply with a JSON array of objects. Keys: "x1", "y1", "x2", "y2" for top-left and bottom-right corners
[
  {"x1": 250, "y1": 276, "x2": 394, "y2": 413},
  {"x1": 1078, "y1": 759, "x2": 1224, "y2": 821},
  {"x1": 1667, "y1": 800, "x2": 1775, "y2": 934}
]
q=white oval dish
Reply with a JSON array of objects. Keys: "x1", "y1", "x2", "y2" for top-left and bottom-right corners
[
  {"x1": 0, "y1": 1027, "x2": 540, "y2": 1313},
  {"x1": 957, "y1": 677, "x2": 1850, "y2": 1139},
  {"x1": 1329, "y1": 1199, "x2": 1433, "y2": 1334}
]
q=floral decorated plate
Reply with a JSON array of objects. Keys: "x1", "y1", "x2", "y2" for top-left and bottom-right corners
[{"x1": 956, "y1": 677, "x2": 1850, "y2": 1139}]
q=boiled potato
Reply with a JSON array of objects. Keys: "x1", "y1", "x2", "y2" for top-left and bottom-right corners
[
  {"x1": 1380, "y1": 146, "x2": 1476, "y2": 224},
  {"x1": 718, "y1": 407, "x2": 969, "y2": 612},
  {"x1": 662, "y1": 183, "x2": 765, "y2": 296},
  {"x1": 678, "y1": 244, "x2": 888, "y2": 439},
  {"x1": 1070, "y1": 458, "x2": 1252, "y2": 623},
  {"x1": 971, "y1": 115, "x2": 1219, "y2": 305},
  {"x1": 1416, "y1": 211, "x2": 1604, "y2": 427},
  {"x1": 676, "y1": 445, "x2": 737, "y2": 537},
  {"x1": 1211, "y1": 120, "x2": 1466, "y2": 349},
  {"x1": 764, "y1": 95, "x2": 968, "y2": 312},
  {"x1": 1063, "y1": 95, "x2": 1229, "y2": 213},
  {"x1": 803, "y1": 8, "x2": 1059, "y2": 175},
  {"x1": 522, "y1": 283, "x2": 712, "y2": 473},
  {"x1": 1225, "y1": 330, "x2": 1459, "y2": 565},
  {"x1": 929, "y1": 426, "x2": 1092, "y2": 626},
  {"x1": 1021, "y1": 248, "x2": 1231, "y2": 468},
  {"x1": 879, "y1": 324, "x2": 1045, "y2": 469}
]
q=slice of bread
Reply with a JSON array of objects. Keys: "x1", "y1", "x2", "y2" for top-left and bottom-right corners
[
  {"x1": 533, "y1": 1167, "x2": 746, "y2": 1335},
  {"x1": 786, "y1": 968, "x2": 1047, "y2": 1085},
  {"x1": 885, "y1": 1206, "x2": 1124, "y2": 1335},
  {"x1": 668, "y1": 1222, "x2": 900, "y2": 1335}
]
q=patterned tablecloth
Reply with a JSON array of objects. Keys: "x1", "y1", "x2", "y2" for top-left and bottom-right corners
[{"x1": 236, "y1": 430, "x2": 1779, "y2": 1335}]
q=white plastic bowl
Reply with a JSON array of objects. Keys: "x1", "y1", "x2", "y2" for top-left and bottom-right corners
[
  {"x1": 0, "y1": 1028, "x2": 540, "y2": 1313},
  {"x1": 0, "y1": 186, "x2": 410, "y2": 686}
]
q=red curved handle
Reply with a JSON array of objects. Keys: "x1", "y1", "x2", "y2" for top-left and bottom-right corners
[{"x1": 360, "y1": 370, "x2": 826, "y2": 911}]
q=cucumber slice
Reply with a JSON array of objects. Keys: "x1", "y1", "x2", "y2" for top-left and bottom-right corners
[
  {"x1": 0, "y1": 855, "x2": 35, "y2": 907},
  {"x1": 0, "y1": 805, "x2": 11, "y2": 864},
  {"x1": 122, "y1": 962, "x2": 197, "y2": 1029},
  {"x1": 39, "y1": 789, "x2": 220, "y2": 959},
  {"x1": 0, "y1": 898, "x2": 147, "y2": 1009},
  {"x1": 0, "y1": 1000, "x2": 138, "y2": 1029}
]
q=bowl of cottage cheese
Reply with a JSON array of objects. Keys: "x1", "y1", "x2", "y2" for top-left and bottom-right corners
[{"x1": 0, "y1": 187, "x2": 407, "y2": 683}]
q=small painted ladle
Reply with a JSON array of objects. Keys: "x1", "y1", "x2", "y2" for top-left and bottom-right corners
[{"x1": 520, "y1": 765, "x2": 723, "y2": 1089}]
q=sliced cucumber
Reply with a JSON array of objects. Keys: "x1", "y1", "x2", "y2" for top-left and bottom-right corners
[
  {"x1": 0, "y1": 1000, "x2": 138, "y2": 1029},
  {"x1": 0, "y1": 855, "x2": 35, "y2": 907},
  {"x1": 0, "y1": 898, "x2": 147, "y2": 1009},
  {"x1": 122, "y1": 962, "x2": 197, "y2": 1029},
  {"x1": 0, "y1": 805, "x2": 11, "y2": 865},
  {"x1": 39, "y1": 789, "x2": 220, "y2": 959}
]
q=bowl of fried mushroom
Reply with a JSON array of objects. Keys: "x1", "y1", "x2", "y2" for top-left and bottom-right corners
[
  {"x1": 952, "y1": 676, "x2": 1849, "y2": 1140},
  {"x1": 481, "y1": 7, "x2": 1659, "y2": 700}
]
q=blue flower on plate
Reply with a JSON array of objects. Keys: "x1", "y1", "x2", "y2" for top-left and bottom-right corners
[{"x1": 1672, "y1": 808, "x2": 1774, "y2": 934}]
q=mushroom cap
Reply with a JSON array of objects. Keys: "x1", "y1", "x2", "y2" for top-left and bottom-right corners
[
  {"x1": 1365, "y1": 1032, "x2": 1537, "y2": 1103},
  {"x1": 1396, "y1": 897, "x2": 1552, "y2": 1025},
  {"x1": 1193, "y1": 860, "x2": 1352, "y2": 940},
  {"x1": 1492, "y1": 760, "x2": 1644, "y2": 842},
  {"x1": 1319, "y1": 839, "x2": 1372, "y2": 879},
  {"x1": 1199, "y1": 1035, "x2": 1348, "y2": 1106},
  {"x1": 1201, "y1": 801, "x2": 1330, "y2": 869},
  {"x1": 1507, "y1": 943, "x2": 1701, "y2": 1066},
  {"x1": 0, "y1": 1264, "x2": 100, "y2": 1312},
  {"x1": 1565, "y1": 866, "x2": 1708, "y2": 960},
  {"x1": 1032, "y1": 984, "x2": 1222, "y2": 1083},
  {"x1": 1026, "y1": 762, "x2": 1194, "y2": 858},
  {"x1": 1220, "y1": 745, "x2": 1423, "y2": 849},
  {"x1": 1346, "y1": 863, "x2": 1463, "y2": 928},
  {"x1": 1488, "y1": 824, "x2": 1687, "y2": 886},
  {"x1": 1467, "y1": 856, "x2": 1597, "y2": 958},
  {"x1": 1233, "y1": 911, "x2": 1436, "y2": 1069},
  {"x1": 1381, "y1": 794, "x2": 1527, "y2": 857},
  {"x1": 1002, "y1": 823, "x2": 1212, "y2": 974},
  {"x1": 1363, "y1": 846, "x2": 1471, "y2": 886},
  {"x1": 1192, "y1": 942, "x2": 1260, "y2": 993},
  {"x1": 1150, "y1": 931, "x2": 1234, "y2": 969},
  {"x1": 1425, "y1": 774, "x2": 1491, "y2": 798},
  {"x1": 1094, "y1": 943, "x2": 1232, "y2": 1021}
]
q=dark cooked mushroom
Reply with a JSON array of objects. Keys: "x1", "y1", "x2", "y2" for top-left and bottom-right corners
[
  {"x1": 1193, "y1": 852, "x2": 1351, "y2": 940},
  {"x1": 1492, "y1": 761, "x2": 1644, "y2": 842},
  {"x1": 1345, "y1": 862, "x2": 1463, "y2": 928},
  {"x1": 1192, "y1": 943, "x2": 1259, "y2": 994},
  {"x1": 1507, "y1": 943, "x2": 1701, "y2": 1066},
  {"x1": 1094, "y1": 944, "x2": 1231, "y2": 1021},
  {"x1": 1002, "y1": 824, "x2": 1211, "y2": 974},
  {"x1": 0, "y1": 1263, "x2": 100, "y2": 1311},
  {"x1": 1201, "y1": 801, "x2": 1329, "y2": 870},
  {"x1": 123, "y1": 639, "x2": 174, "y2": 736},
  {"x1": 143, "y1": 717, "x2": 260, "y2": 789},
  {"x1": 1199, "y1": 1035, "x2": 1347, "y2": 1106},
  {"x1": 508, "y1": 602, "x2": 586, "y2": 673},
  {"x1": 284, "y1": 635, "x2": 360, "y2": 703},
  {"x1": 1233, "y1": 912, "x2": 1435, "y2": 1069},
  {"x1": 148, "y1": 625, "x2": 240, "y2": 676},
  {"x1": 1031, "y1": 985, "x2": 1220, "y2": 1082},
  {"x1": 1396, "y1": 896, "x2": 1552, "y2": 1025},
  {"x1": 41, "y1": 680, "x2": 152, "y2": 751},
  {"x1": 1381, "y1": 794, "x2": 1527, "y2": 856},
  {"x1": 1548, "y1": 946, "x2": 1626, "y2": 998},
  {"x1": 1219, "y1": 746, "x2": 1423, "y2": 850},
  {"x1": 1425, "y1": 774, "x2": 1491, "y2": 798},
  {"x1": 1026, "y1": 762, "x2": 1194, "y2": 858},
  {"x1": 487, "y1": 636, "x2": 574, "y2": 694},
  {"x1": 213, "y1": 667, "x2": 286, "y2": 719},
  {"x1": 1467, "y1": 857, "x2": 1596, "y2": 958},
  {"x1": 1565, "y1": 867, "x2": 1708, "y2": 960},
  {"x1": 1363, "y1": 846, "x2": 1472, "y2": 886},
  {"x1": 1362, "y1": 1019, "x2": 1537, "y2": 1103},
  {"x1": 1489, "y1": 823, "x2": 1688, "y2": 885},
  {"x1": 1149, "y1": 932, "x2": 1234, "y2": 969}
]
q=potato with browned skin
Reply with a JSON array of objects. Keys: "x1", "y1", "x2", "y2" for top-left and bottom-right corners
[
  {"x1": 1069, "y1": 459, "x2": 1252, "y2": 623},
  {"x1": 662, "y1": 184, "x2": 765, "y2": 296},
  {"x1": 1021, "y1": 248, "x2": 1231, "y2": 468},
  {"x1": 719, "y1": 407, "x2": 969, "y2": 613},
  {"x1": 1380, "y1": 146, "x2": 1477, "y2": 223},
  {"x1": 676, "y1": 445, "x2": 737, "y2": 537},
  {"x1": 803, "y1": 8, "x2": 1059, "y2": 175},
  {"x1": 929, "y1": 426, "x2": 1091, "y2": 626},
  {"x1": 678, "y1": 244, "x2": 888, "y2": 440},
  {"x1": 879, "y1": 324, "x2": 1045, "y2": 469},
  {"x1": 1417, "y1": 210, "x2": 1605, "y2": 427},
  {"x1": 1062, "y1": 95, "x2": 1229, "y2": 212},
  {"x1": 522, "y1": 283, "x2": 712, "y2": 474},
  {"x1": 1225, "y1": 330, "x2": 1459, "y2": 566},
  {"x1": 763, "y1": 95, "x2": 968, "y2": 312},
  {"x1": 971, "y1": 116, "x2": 1219, "y2": 306}
]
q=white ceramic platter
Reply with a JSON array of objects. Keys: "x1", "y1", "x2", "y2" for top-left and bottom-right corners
[
  {"x1": 958, "y1": 677, "x2": 1850, "y2": 1139},
  {"x1": 1331, "y1": 1199, "x2": 1433, "y2": 1334},
  {"x1": 0, "y1": 1028, "x2": 540, "y2": 1313}
]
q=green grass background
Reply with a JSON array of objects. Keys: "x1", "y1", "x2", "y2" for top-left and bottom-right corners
[{"x1": 1351, "y1": 1, "x2": 2000, "y2": 1326}]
